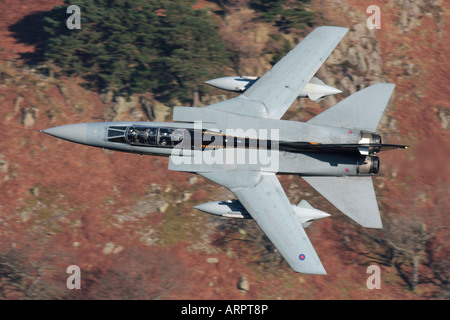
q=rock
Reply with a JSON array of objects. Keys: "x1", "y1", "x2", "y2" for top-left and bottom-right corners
[
  {"x1": 14, "y1": 96, "x2": 23, "y2": 113},
  {"x1": 148, "y1": 100, "x2": 171, "y2": 122},
  {"x1": 311, "y1": 5, "x2": 388, "y2": 108},
  {"x1": 29, "y1": 186, "x2": 39, "y2": 197},
  {"x1": 0, "y1": 154, "x2": 9, "y2": 175},
  {"x1": 437, "y1": 108, "x2": 449, "y2": 131},
  {"x1": 140, "y1": 226, "x2": 158, "y2": 246},
  {"x1": 112, "y1": 95, "x2": 139, "y2": 121},
  {"x1": 107, "y1": 93, "x2": 171, "y2": 122},
  {"x1": 237, "y1": 276, "x2": 250, "y2": 292},
  {"x1": 396, "y1": 0, "x2": 443, "y2": 34},
  {"x1": 207, "y1": 257, "x2": 219, "y2": 264},
  {"x1": 102, "y1": 242, "x2": 115, "y2": 255},
  {"x1": 102, "y1": 242, "x2": 124, "y2": 255},
  {"x1": 157, "y1": 202, "x2": 169, "y2": 213},
  {"x1": 21, "y1": 107, "x2": 38, "y2": 128},
  {"x1": 99, "y1": 89, "x2": 114, "y2": 103},
  {"x1": 188, "y1": 175, "x2": 198, "y2": 185},
  {"x1": 113, "y1": 245, "x2": 124, "y2": 254},
  {"x1": 182, "y1": 192, "x2": 192, "y2": 202},
  {"x1": 226, "y1": 248, "x2": 235, "y2": 258}
]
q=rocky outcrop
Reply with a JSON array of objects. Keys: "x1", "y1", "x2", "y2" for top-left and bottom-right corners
[
  {"x1": 237, "y1": 275, "x2": 250, "y2": 293},
  {"x1": 21, "y1": 107, "x2": 38, "y2": 128},
  {"x1": 395, "y1": 0, "x2": 444, "y2": 33},
  {"x1": 314, "y1": 2, "x2": 388, "y2": 105},
  {"x1": 101, "y1": 92, "x2": 171, "y2": 122},
  {"x1": 0, "y1": 153, "x2": 9, "y2": 182},
  {"x1": 437, "y1": 108, "x2": 450, "y2": 131}
]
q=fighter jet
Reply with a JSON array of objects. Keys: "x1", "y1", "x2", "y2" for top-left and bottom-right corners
[{"x1": 41, "y1": 26, "x2": 407, "y2": 274}]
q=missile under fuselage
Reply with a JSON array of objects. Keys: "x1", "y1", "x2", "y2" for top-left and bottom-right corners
[
  {"x1": 194, "y1": 199, "x2": 330, "y2": 228},
  {"x1": 205, "y1": 76, "x2": 342, "y2": 102}
]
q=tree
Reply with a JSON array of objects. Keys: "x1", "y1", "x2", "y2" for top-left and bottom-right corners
[
  {"x1": 250, "y1": 0, "x2": 314, "y2": 32},
  {"x1": 0, "y1": 242, "x2": 73, "y2": 299},
  {"x1": 341, "y1": 187, "x2": 450, "y2": 296},
  {"x1": 151, "y1": 0, "x2": 231, "y2": 103},
  {"x1": 34, "y1": 0, "x2": 230, "y2": 103}
]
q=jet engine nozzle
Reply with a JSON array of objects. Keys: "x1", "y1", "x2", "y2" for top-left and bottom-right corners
[
  {"x1": 359, "y1": 132, "x2": 382, "y2": 154},
  {"x1": 357, "y1": 155, "x2": 380, "y2": 175}
]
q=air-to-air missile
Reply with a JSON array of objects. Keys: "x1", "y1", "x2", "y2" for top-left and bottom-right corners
[
  {"x1": 194, "y1": 199, "x2": 330, "y2": 228},
  {"x1": 205, "y1": 76, "x2": 342, "y2": 102}
]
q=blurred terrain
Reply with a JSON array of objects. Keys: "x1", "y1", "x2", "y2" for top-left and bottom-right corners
[{"x1": 0, "y1": 0, "x2": 448, "y2": 299}]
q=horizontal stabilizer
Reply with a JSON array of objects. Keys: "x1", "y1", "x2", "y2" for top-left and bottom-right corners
[
  {"x1": 307, "y1": 83, "x2": 395, "y2": 132},
  {"x1": 302, "y1": 176, "x2": 382, "y2": 228}
]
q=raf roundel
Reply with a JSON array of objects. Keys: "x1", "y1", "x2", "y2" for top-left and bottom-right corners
[{"x1": 299, "y1": 254, "x2": 306, "y2": 261}]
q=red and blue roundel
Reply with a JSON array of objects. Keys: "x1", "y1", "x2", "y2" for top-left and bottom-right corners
[{"x1": 299, "y1": 254, "x2": 306, "y2": 261}]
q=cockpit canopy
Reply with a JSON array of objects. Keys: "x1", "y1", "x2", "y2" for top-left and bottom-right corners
[{"x1": 107, "y1": 125, "x2": 184, "y2": 147}]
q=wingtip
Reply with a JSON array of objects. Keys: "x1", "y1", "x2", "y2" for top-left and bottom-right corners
[
  {"x1": 360, "y1": 220, "x2": 383, "y2": 229},
  {"x1": 294, "y1": 268, "x2": 327, "y2": 275},
  {"x1": 318, "y1": 25, "x2": 350, "y2": 34}
]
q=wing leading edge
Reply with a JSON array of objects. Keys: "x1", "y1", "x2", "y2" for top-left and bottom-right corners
[
  {"x1": 243, "y1": 26, "x2": 348, "y2": 119},
  {"x1": 200, "y1": 171, "x2": 326, "y2": 274},
  {"x1": 207, "y1": 26, "x2": 348, "y2": 120}
]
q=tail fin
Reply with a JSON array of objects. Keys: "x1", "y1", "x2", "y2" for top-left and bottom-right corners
[
  {"x1": 302, "y1": 176, "x2": 382, "y2": 228},
  {"x1": 307, "y1": 83, "x2": 395, "y2": 132}
]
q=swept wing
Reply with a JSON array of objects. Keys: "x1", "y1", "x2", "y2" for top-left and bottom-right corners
[
  {"x1": 200, "y1": 170, "x2": 327, "y2": 274},
  {"x1": 208, "y1": 26, "x2": 348, "y2": 119}
]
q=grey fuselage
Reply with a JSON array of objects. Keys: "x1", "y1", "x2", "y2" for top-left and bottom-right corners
[{"x1": 43, "y1": 120, "x2": 380, "y2": 177}]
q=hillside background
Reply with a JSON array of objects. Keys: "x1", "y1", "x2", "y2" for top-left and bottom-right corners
[{"x1": 0, "y1": 0, "x2": 448, "y2": 299}]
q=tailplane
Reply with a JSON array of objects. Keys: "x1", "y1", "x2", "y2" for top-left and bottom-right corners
[{"x1": 302, "y1": 176, "x2": 382, "y2": 228}]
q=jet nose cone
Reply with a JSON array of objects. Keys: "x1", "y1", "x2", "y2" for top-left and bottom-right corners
[{"x1": 42, "y1": 123, "x2": 89, "y2": 145}]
